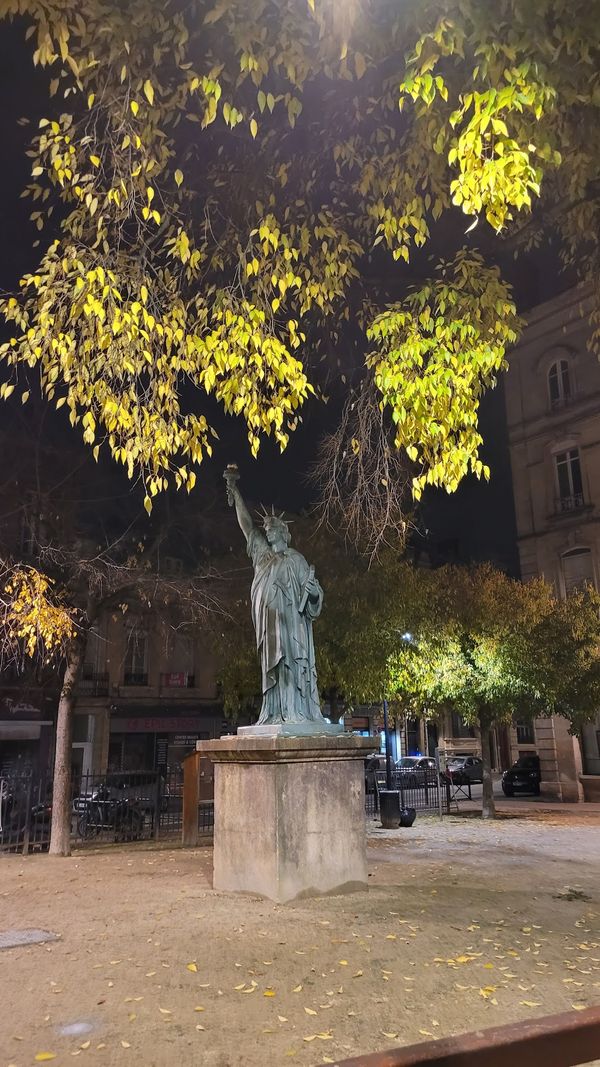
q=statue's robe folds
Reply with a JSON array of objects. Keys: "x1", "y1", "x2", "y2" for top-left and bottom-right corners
[{"x1": 247, "y1": 528, "x2": 323, "y2": 724}]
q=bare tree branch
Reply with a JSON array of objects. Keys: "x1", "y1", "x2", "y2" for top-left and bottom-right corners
[{"x1": 310, "y1": 382, "x2": 414, "y2": 561}]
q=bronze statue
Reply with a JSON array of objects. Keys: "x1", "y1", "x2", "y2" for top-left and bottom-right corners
[{"x1": 224, "y1": 465, "x2": 326, "y2": 726}]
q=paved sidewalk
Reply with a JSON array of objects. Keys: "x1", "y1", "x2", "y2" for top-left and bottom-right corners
[{"x1": 453, "y1": 797, "x2": 600, "y2": 819}]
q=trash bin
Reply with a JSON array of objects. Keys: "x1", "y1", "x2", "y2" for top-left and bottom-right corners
[{"x1": 379, "y1": 790, "x2": 401, "y2": 829}]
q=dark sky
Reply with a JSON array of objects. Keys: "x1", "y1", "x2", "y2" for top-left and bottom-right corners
[{"x1": 0, "y1": 19, "x2": 573, "y2": 574}]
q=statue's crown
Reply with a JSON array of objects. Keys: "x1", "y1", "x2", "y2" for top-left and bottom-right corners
[{"x1": 258, "y1": 504, "x2": 291, "y2": 529}]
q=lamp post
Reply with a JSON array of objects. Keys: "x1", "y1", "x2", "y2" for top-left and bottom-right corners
[{"x1": 383, "y1": 697, "x2": 392, "y2": 790}]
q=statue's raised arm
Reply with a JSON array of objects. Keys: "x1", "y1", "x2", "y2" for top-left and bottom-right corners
[{"x1": 224, "y1": 464, "x2": 254, "y2": 542}]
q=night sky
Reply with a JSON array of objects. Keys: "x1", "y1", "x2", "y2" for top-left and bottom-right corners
[{"x1": 0, "y1": 20, "x2": 574, "y2": 575}]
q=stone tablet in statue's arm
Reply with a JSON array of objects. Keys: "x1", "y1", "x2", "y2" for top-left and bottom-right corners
[{"x1": 297, "y1": 558, "x2": 323, "y2": 619}]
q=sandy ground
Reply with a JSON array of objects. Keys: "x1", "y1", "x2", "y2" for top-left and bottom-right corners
[{"x1": 1, "y1": 814, "x2": 599, "y2": 1067}]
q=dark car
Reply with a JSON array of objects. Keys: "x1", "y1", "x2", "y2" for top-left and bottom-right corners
[
  {"x1": 393, "y1": 756, "x2": 438, "y2": 788},
  {"x1": 444, "y1": 755, "x2": 484, "y2": 785},
  {"x1": 502, "y1": 754, "x2": 541, "y2": 796}
]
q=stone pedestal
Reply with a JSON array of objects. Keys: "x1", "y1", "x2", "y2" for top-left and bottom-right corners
[{"x1": 196, "y1": 733, "x2": 374, "y2": 903}]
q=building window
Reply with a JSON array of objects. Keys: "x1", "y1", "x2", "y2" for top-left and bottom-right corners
[
  {"x1": 555, "y1": 448, "x2": 584, "y2": 511},
  {"x1": 562, "y1": 547, "x2": 595, "y2": 595},
  {"x1": 124, "y1": 626, "x2": 148, "y2": 686},
  {"x1": 516, "y1": 720, "x2": 535, "y2": 744},
  {"x1": 450, "y1": 711, "x2": 475, "y2": 739},
  {"x1": 548, "y1": 359, "x2": 571, "y2": 409}
]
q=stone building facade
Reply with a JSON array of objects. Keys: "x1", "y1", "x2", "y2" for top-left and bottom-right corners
[
  {"x1": 504, "y1": 285, "x2": 600, "y2": 801},
  {"x1": 0, "y1": 610, "x2": 230, "y2": 781}
]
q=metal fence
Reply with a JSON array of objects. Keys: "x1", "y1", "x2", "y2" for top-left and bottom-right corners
[
  {"x1": 365, "y1": 769, "x2": 450, "y2": 819},
  {"x1": 0, "y1": 768, "x2": 189, "y2": 854}
]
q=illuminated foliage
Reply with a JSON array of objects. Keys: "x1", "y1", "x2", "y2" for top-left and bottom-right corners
[
  {"x1": 0, "y1": 563, "x2": 75, "y2": 664},
  {"x1": 0, "y1": 0, "x2": 598, "y2": 516},
  {"x1": 388, "y1": 565, "x2": 600, "y2": 815}
]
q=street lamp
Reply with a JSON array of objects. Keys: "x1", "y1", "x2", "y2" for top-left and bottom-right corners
[{"x1": 383, "y1": 697, "x2": 392, "y2": 790}]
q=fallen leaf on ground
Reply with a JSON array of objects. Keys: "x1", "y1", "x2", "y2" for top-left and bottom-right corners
[
  {"x1": 264, "y1": 990, "x2": 276, "y2": 997},
  {"x1": 196, "y1": 1024, "x2": 205, "y2": 1031},
  {"x1": 187, "y1": 963, "x2": 198, "y2": 972},
  {"x1": 194, "y1": 1006, "x2": 205, "y2": 1012},
  {"x1": 479, "y1": 986, "x2": 496, "y2": 999},
  {"x1": 292, "y1": 985, "x2": 303, "y2": 993},
  {"x1": 382, "y1": 1032, "x2": 399, "y2": 1039},
  {"x1": 80, "y1": 1042, "x2": 91, "y2": 1050},
  {"x1": 158, "y1": 1007, "x2": 172, "y2": 1015},
  {"x1": 305, "y1": 1007, "x2": 318, "y2": 1015},
  {"x1": 278, "y1": 1016, "x2": 288, "y2": 1023},
  {"x1": 121, "y1": 1041, "x2": 131, "y2": 1049},
  {"x1": 35, "y1": 1055, "x2": 57, "y2": 1062},
  {"x1": 572, "y1": 1004, "x2": 587, "y2": 1011},
  {"x1": 353, "y1": 971, "x2": 363, "y2": 978}
]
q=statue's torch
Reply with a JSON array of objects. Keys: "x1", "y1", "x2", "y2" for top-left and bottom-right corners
[{"x1": 224, "y1": 464, "x2": 240, "y2": 506}]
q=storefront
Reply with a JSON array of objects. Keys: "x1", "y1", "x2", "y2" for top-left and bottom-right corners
[
  {"x1": 0, "y1": 695, "x2": 55, "y2": 777},
  {"x1": 108, "y1": 705, "x2": 225, "y2": 774}
]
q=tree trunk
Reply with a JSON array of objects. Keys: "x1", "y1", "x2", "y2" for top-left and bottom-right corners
[
  {"x1": 49, "y1": 636, "x2": 86, "y2": 856},
  {"x1": 479, "y1": 710, "x2": 496, "y2": 820}
]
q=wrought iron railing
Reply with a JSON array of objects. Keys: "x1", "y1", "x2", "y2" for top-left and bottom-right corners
[
  {"x1": 122, "y1": 671, "x2": 149, "y2": 686},
  {"x1": 80, "y1": 670, "x2": 110, "y2": 696},
  {"x1": 559, "y1": 493, "x2": 585, "y2": 512},
  {"x1": 0, "y1": 767, "x2": 195, "y2": 853}
]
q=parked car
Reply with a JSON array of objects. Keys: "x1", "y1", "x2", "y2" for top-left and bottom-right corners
[
  {"x1": 502, "y1": 754, "x2": 541, "y2": 796},
  {"x1": 443, "y1": 755, "x2": 484, "y2": 785},
  {"x1": 393, "y1": 756, "x2": 438, "y2": 787}
]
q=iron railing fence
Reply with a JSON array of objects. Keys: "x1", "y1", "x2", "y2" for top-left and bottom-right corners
[
  {"x1": 0, "y1": 773, "x2": 53, "y2": 853},
  {"x1": 0, "y1": 767, "x2": 192, "y2": 853},
  {"x1": 365, "y1": 769, "x2": 450, "y2": 819}
]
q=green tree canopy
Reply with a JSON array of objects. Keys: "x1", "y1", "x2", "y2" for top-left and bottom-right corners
[
  {"x1": 0, "y1": 1, "x2": 598, "y2": 528},
  {"x1": 388, "y1": 565, "x2": 600, "y2": 816}
]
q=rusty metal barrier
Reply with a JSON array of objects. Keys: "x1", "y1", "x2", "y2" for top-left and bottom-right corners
[{"x1": 331, "y1": 1005, "x2": 600, "y2": 1067}]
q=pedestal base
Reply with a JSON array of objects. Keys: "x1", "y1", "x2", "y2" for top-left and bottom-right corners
[
  {"x1": 237, "y1": 722, "x2": 344, "y2": 738},
  {"x1": 196, "y1": 734, "x2": 374, "y2": 903}
]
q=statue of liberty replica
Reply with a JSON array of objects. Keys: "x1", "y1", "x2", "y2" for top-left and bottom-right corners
[{"x1": 224, "y1": 465, "x2": 337, "y2": 731}]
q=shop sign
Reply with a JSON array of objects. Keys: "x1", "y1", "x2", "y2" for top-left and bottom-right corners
[
  {"x1": 111, "y1": 716, "x2": 202, "y2": 733},
  {"x1": 1, "y1": 698, "x2": 43, "y2": 720}
]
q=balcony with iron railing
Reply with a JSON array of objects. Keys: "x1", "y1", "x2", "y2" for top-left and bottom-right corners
[
  {"x1": 558, "y1": 492, "x2": 585, "y2": 513},
  {"x1": 122, "y1": 671, "x2": 149, "y2": 687},
  {"x1": 79, "y1": 670, "x2": 110, "y2": 697}
]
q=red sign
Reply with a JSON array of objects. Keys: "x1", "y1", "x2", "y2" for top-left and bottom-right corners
[{"x1": 163, "y1": 673, "x2": 187, "y2": 688}]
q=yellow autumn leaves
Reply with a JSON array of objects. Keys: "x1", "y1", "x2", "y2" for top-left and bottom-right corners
[{"x1": 2, "y1": 566, "x2": 74, "y2": 660}]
